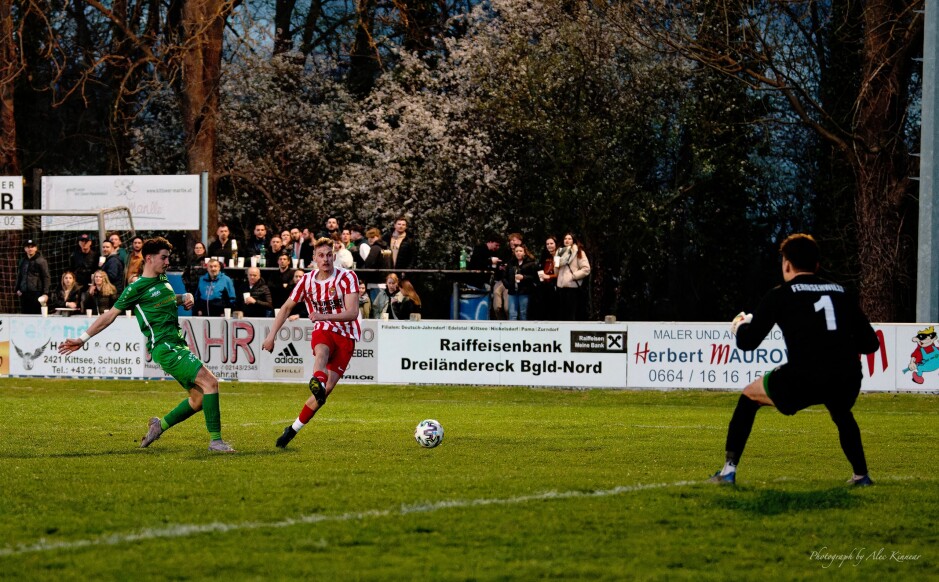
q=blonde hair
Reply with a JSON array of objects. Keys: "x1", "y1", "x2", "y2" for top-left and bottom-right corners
[
  {"x1": 313, "y1": 236, "x2": 333, "y2": 249},
  {"x1": 93, "y1": 270, "x2": 118, "y2": 297},
  {"x1": 61, "y1": 271, "x2": 81, "y2": 293}
]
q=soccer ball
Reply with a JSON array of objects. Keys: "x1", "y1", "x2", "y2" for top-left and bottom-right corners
[{"x1": 414, "y1": 419, "x2": 444, "y2": 448}]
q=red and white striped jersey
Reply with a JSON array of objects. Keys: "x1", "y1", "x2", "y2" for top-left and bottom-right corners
[{"x1": 289, "y1": 267, "x2": 362, "y2": 341}]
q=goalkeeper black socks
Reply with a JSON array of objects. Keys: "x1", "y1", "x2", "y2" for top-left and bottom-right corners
[{"x1": 725, "y1": 395, "x2": 761, "y2": 463}]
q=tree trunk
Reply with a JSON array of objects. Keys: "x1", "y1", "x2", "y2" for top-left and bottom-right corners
[
  {"x1": 848, "y1": 0, "x2": 919, "y2": 322},
  {"x1": 176, "y1": 0, "x2": 230, "y2": 234},
  {"x1": 0, "y1": 0, "x2": 19, "y2": 174}
]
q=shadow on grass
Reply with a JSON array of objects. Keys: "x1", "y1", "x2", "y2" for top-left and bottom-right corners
[{"x1": 714, "y1": 488, "x2": 863, "y2": 516}]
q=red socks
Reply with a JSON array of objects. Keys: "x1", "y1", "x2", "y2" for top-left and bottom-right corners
[{"x1": 298, "y1": 404, "x2": 316, "y2": 424}]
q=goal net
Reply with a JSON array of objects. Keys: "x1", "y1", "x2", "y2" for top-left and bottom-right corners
[{"x1": 0, "y1": 207, "x2": 135, "y2": 313}]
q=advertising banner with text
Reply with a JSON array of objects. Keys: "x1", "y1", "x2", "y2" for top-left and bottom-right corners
[
  {"x1": 141, "y1": 317, "x2": 378, "y2": 384},
  {"x1": 41, "y1": 175, "x2": 200, "y2": 230},
  {"x1": 0, "y1": 176, "x2": 23, "y2": 230},
  {"x1": 9, "y1": 315, "x2": 144, "y2": 377},
  {"x1": 3, "y1": 316, "x2": 936, "y2": 392},
  {"x1": 626, "y1": 322, "x2": 933, "y2": 392},
  {"x1": 375, "y1": 321, "x2": 628, "y2": 388},
  {"x1": 5, "y1": 316, "x2": 377, "y2": 384}
]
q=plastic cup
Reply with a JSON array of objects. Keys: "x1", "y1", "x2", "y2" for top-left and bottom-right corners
[
  {"x1": 237, "y1": 257, "x2": 244, "y2": 268},
  {"x1": 409, "y1": 313, "x2": 421, "y2": 321},
  {"x1": 86, "y1": 309, "x2": 93, "y2": 317},
  {"x1": 250, "y1": 256, "x2": 258, "y2": 267},
  {"x1": 204, "y1": 257, "x2": 210, "y2": 265},
  {"x1": 243, "y1": 292, "x2": 250, "y2": 301},
  {"x1": 40, "y1": 306, "x2": 48, "y2": 317},
  {"x1": 224, "y1": 308, "x2": 231, "y2": 318},
  {"x1": 299, "y1": 259, "x2": 305, "y2": 268},
  {"x1": 99, "y1": 256, "x2": 106, "y2": 266},
  {"x1": 292, "y1": 258, "x2": 299, "y2": 269},
  {"x1": 381, "y1": 313, "x2": 389, "y2": 321},
  {"x1": 604, "y1": 315, "x2": 616, "y2": 324},
  {"x1": 126, "y1": 310, "x2": 133, "y2": 317},
  {"x1": 274, "y1": 308, "x2": 280, "y2": 317}
]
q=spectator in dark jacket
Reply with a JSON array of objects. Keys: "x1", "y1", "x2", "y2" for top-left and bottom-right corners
[
  {"x1": 49, "y1": 271, "x2": 83, "y2": 311},
  {"x1": 363, "y1": 228, "x2": 393, "y2": 302},
  {"x1": 504, "y1": 244, "x2": 538, "y2": 320},
  {"x1": 182, "y1": 242, "x2": 209, "y2": 295},
  {"x1": 384, "y1": 216, "x2": 417, "y2": 274},
  {"x1": 246, "y1": 223, "x2": 269, "y2": 258},
  {"x1": 467, "y1": 233, "x2": 503, "y2": 290},
  {"x1": 81, "y1": 270, "x2": 119, "y2": 315},
  {"x1": 239, "y1": 267, "x2": 273, "y2": 318},
  {"x1": 207, "y1": 223, "x2": 239, "y2": 262},
  {"x1": 16, "y1": 240, "x2": 51, "y2": 314},
  {"x1": 100, "y1": 239, "x2": 125, "y2": 294},
  {"x1": 69, "y1": 233, "x2": 97, "y2": 291}
]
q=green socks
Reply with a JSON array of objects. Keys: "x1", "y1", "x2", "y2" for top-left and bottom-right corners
[
  {"x1": 202, "y1": 392, "x2": 222, "y2": 440},
  {"x1": 160, "y1": 394, "x2": 223, "y2": 441},
  {"x1": 162, "y1": 398, "x2": 197, "y2": 430}
]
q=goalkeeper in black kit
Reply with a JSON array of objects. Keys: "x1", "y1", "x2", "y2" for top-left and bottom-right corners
[{"x1": 709, "y1": 234, "x2": 881, "y2": 486}]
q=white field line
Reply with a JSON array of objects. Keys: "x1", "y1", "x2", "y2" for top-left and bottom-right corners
[{"x1": 0, "y1": 480, "x2": 697, "y2": 557}]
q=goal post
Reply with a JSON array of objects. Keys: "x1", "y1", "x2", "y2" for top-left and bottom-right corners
[{"x1": 0, "y1": 207, "x2": 135, "y2": 313}]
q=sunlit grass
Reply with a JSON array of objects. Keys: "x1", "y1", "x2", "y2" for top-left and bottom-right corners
[{"x1": 0, "y1": 379, "x2": 936, "y2": 579}]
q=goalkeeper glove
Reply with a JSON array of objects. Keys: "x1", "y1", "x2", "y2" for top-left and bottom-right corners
[{"x1": 731, "y1": 311, "x2": 752, "y2": 335}]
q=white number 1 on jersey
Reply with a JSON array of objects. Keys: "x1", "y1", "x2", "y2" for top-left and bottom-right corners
[{"x1": 814, "y1": 295, "x2": 837, "y2": 331}]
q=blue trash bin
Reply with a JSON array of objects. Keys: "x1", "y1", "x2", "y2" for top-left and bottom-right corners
[{"x1": 458, "y1": 293, "x2": 490, "y2": 320}]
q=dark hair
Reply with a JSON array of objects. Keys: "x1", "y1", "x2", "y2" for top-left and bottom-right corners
[
  {"x1": 563, "y1": 232, "x2": 586, "y2": 258},
  {"x1": 779, "y1": 233, "x2": 819, "y2": 272},
  {"x1": 514, "y1": 244, "x2": 534, "y2": 261},
  {"x1": 399, "y1": 279, "x2": 421, "y2": 306},
  {"x1": 142, "y1": 236, "x2": 174, "y2": 257}
]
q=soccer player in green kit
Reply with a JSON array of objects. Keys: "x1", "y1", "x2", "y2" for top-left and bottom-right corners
[{"x1": 58, "y1": 237, "x2": 235, "y2": 452}]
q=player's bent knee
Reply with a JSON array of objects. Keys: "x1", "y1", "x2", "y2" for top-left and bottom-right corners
[
  {"x1": 196, "y1": 366, "x2": 219, "y2": 394},
  {"x1": 742, "y1": 380, "x2": 772, "y2": 406}
]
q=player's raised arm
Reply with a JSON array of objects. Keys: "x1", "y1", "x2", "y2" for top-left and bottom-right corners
[{"x1": 59, "y1": 307, "x2": 122, "y2": 354}]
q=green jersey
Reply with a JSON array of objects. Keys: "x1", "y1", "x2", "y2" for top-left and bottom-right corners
[{"x1": 114, "y1": 274, "x2": 185, "y2": 352}]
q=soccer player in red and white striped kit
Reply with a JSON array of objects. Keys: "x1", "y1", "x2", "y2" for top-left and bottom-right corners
[{"x1": 263, "y1": 236, "x2": 363, "y2": 448}]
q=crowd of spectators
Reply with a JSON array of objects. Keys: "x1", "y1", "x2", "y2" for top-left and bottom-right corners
[
  {"x1": 15, "y1": 218, "x2": 593, "y2": 321},
  {"x1": 467, "y1": 230, "x2": 591, "y2": 321}
]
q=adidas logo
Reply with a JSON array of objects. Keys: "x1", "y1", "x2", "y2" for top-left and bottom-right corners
[{"x1": 275, "y1": 343, "x2": 304, "y2": 364}]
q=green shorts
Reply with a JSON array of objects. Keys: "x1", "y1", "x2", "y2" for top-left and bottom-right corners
[{"x1": 151, "y1": 341, "x2": 204, "y2": 390}]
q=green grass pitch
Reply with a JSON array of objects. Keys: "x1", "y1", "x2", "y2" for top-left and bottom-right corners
[{"x1": 0, "y1": 378, "x2": 936, "y2": 580}]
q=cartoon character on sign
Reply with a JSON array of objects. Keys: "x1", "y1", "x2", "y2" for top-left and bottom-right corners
[{"x1": 906, "y1": 326, "x2": 939, "y2": 384}]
